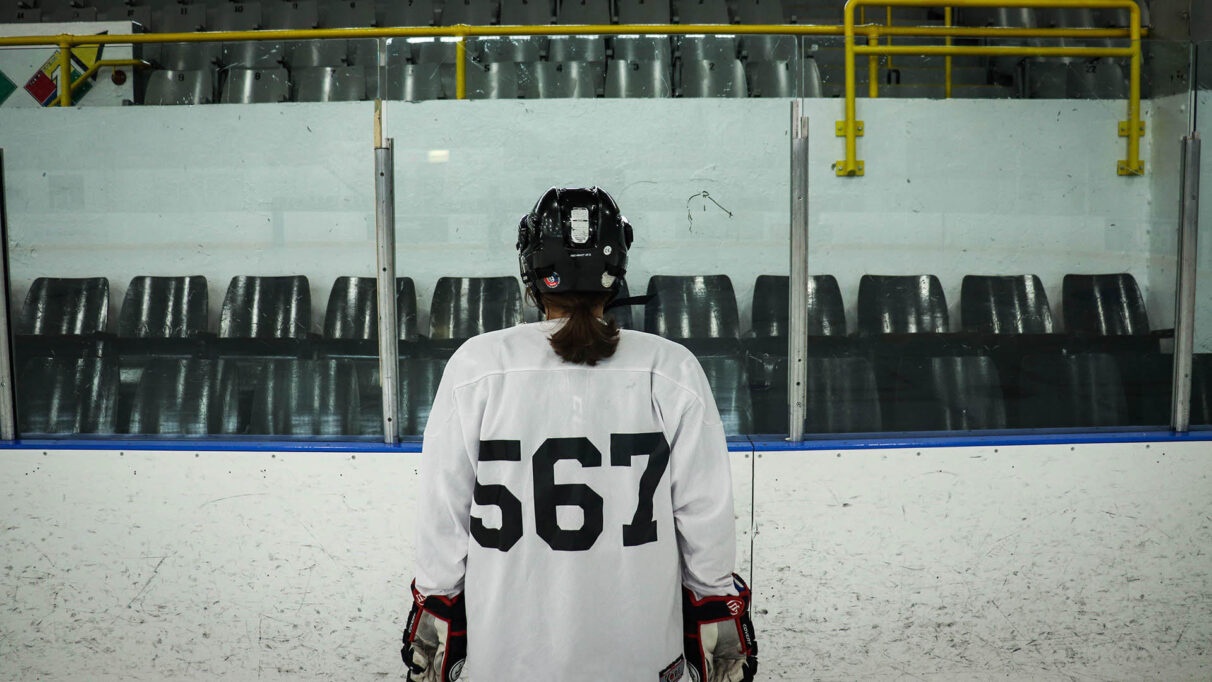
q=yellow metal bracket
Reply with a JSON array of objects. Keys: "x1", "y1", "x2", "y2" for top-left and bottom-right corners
[{"x1": 836, "y1": 120, "x2": 865, "y2": 137}]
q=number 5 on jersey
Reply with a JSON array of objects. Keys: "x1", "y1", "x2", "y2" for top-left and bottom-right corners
[{"x1": 470, "y1": 433, "x2": 671, "y2": 552}]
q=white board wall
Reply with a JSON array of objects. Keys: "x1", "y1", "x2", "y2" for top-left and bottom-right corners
[{"x1": 0, "y1": 441, "x2": 1208, "y2": 679}]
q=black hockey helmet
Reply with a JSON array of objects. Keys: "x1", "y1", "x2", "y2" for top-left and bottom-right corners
[{"x1": 517, "y1": 187, "x2": 634, "y2": 313}]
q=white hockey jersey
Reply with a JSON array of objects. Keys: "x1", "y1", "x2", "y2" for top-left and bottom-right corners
[{"x1": 413, "y1": 320, "x2": 737, "y2": 682}]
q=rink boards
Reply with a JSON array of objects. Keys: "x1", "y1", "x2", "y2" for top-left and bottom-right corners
[{"x1": 0, "y1": 440, "x2": 1208, "y2": 680}]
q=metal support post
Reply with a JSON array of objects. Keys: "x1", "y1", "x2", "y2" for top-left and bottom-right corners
[
  {"x1": 375, "y1": 133, "x2": 400, "y2": 444},
  {"x1": 788, "y1": 103, "x2": 810, "y2": 441},
  {"x1": 0, "y1": 151, "x2": 17, "y2": 440},
  {"x1": 1172, "y1": 134, "x2": 1200, "y2": 432}
]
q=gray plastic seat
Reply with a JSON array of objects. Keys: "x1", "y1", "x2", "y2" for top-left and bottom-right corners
[
  {"x1": 751, "y1": 274, "x2": 845, "y2": 338},
  {"x1": 736, "y1": 0, "x2": 783, "y2": 23},
  {"x1": 742, "y1": 35, "x2": 797, "y2": 62},
  {"x1": 524, "y1": 61, "x2": 602, "y2": 98},
  {"x1": 1062, "y1": 273, "x2": 1149, "y2": 336},
  {"x1": 212, "y1": 3, "x2": 280, "y2": 68},
  {"x1": 220, "y1": 275, "x2": 311, "y2": 339},
  {"x1": 160, "y1": 43, "x2": 219, "y2": 71},
  {"x1": 890, "y1": 355, "x2": 1007, "y2": 431},
  {"x1": 264, "y1": 0, "x2": 319, "y2": 28},
  {"x1": 806, "y1": 355, "x2": 882, "y2": 434},
  {"x1": 389, "y1": 62, "x2": 445, "y2": 100},
  {"x1": 612, "y1": 36, "x2": 672, "y2": 63},
  {"x1": 1024, "y1": 58, "x2": 1072, "y2": 98},
  {"x1": 645, "y1": 275, "x2": 740, "y2": 339},
  {"x1": 250, "y1": 358, "x2": 362, "y2": 436},
  {"x1": 960, "y1": 275, "x2": 1053, "y2": 334},
  {"x1": 0, "y1": 6, "x2": 40, "y2": 21},
  {"x1": 675, "y1": 0, "x2": 729, "y2": 23},
  {"x1": 747, "y1": 59, "x2": 813, "y2": 97},
  {"x1": 294, "y1": 66, "x2": 366, "y2": 101},
  {"x1": 413, "y1": 39, "x2": 459, "y2": 63},
  {"x1": 468, "y1": 61, "x2": 521, "y2": 98},
  {"x1": 18, "y1": 355, "x2": 119, "y2": 435},
  {"x1": 1016, "y1": 353, "x2": 1126, "y2": 427},
  {"x1": 548, "y1": 36, "x2": 608, "y2": 62},
  {"x1": 678, "y1": 35, "x2": 737, "y2": 62},
  {"x1": 221, "y1": 67, "x2": 290, "y2": 103},
  {"x1": 558, "y1": 0, "x2": 610, "y2": 24},
  {"x1": 442, "y1": 0, "x2": 498, "y2": 25},
  {"x1": 21, "y1": 277, "x2": 109, "y2": 336},
  {"x1": 956, "y1": 7, "x2": 1037, "y2": 27},
  {"x1": 473, "y1": 36, "x2": 544, "y2": 62},
  {"x1": 119, "y1": 276, "x2": 208, "y2": 338},
  {"x1": 126, "y1": 358, "x2": 240, "y2": 435},
  {"x1": 606, "y1": 59, "x2": 672, "y2": 97},
  {"x1": 697, "y1": 353, "x2": 753, "y2": 435},
  {"x1": 857, "y1": 274, "x2": 949, "y2": 335},
  {"x1": 1068, "y1": 59, "x2": 1128, "y2": 99},
  {"x1": 499, "y1": 0, "x2": 554, "y2": 24},
  {"x1": 41, "y1": 4, "x2": 97, "y2": 22},
  {"x1": 380, "y1": 0, "x2": 437, "y2": 26},
  {"x1": 361, "y1": 355, "x2": 449, "y2": 436},
  {"x1": 145, "y1": 69, "x2": 216, "y2": 104},
  {"x1": 429, "y1": 277, "x2": 524, "y2": 340},
  {"x1": 678, "y1": 59, "x2": 745, "y2": 97},
  {"x1": 289, "y1": 40, "x2": 350, "y2": 68},
  {"x1": 320, "y1": 0, "x2": 374, "y2": 27},
  {"x1": 617, "y1": 0, "x2": 670, "y2": 23},
  {"x1": 324, "y1": 277, "x2": 419, "y2": 341}
]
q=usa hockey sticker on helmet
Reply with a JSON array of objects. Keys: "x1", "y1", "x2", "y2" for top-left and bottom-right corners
[{"x1": 517, "y1": 186, "x2": 634, "y2": 313}]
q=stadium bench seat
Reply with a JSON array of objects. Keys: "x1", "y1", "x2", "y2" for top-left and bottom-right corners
[
  {"x1": 857, "y1": 274, "x2": 949, "y2": 335},
  {"x1": 18, "y1": 355, "x2": 119, "y2": 435},
  {"x1": 119, "y1": 276, "x2": 209, "y2": 338},
  {"x1": 145, "y1": 69, "x2": 217, "y2": 105},
  {"x1": 605, "y1": 59, "x2": 673, "y2": 97},
  {"x1": 429, "y1": 276, "x2": 524, "y2": 340},
  {"x1": 20, "y1": 277, "x2": 109, "y2": 336},
  {"x1": 220, "y1": 275, "x2": 312, "y2": 338},
  {"x1": 645, "y1": 275, "x2": 740, "y2": 340},
  {"x1": 678, "y1": 58, "x2": 746, "y2": 97},
  {"x1": 324, "y1": 276, "x2": 420, "y2": 341},
  {"x1": 960, "y1": 274, "x2": 1054, "y2": 334},
  {"x1": 294, "y1": 65, "x2": 367, "y2": 100},
  {"x1": 750, "y1": 274, "x2": 846, "y2": 338},
  {"x1": 1015, "y1": 352, "x2": 1127, "y2": 427},
  {"x1": 125, "y1": 357, "x2": 241, "y2": 435},
  {"x1": 249, "y1": 358, "x2": 363, "y2": 435},
  {"x1": 220, "y1": 67, "x2": 291, "y2": 103},
  {"x1": 1062, "y1": 273, "x2": 1150, "y2": 335},
  {"x1": 888, "y1": 354, "x2": 1007, "y2": 431},
  {"x1": 617, "y1": 0, "x2": 671, "y2": 24}
]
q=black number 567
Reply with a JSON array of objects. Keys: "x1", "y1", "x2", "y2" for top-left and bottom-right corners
[{"x1": 470, "y1": 433, "x2": 671, "y2": 553}]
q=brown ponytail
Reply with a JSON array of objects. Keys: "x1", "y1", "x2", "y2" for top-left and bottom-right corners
[{"x1": 532, "y1": 291, "x2": 620, "y2": 365}]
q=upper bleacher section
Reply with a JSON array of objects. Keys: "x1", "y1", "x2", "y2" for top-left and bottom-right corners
[{"x1": 0, "y1": 0, "x2": 1155, "y2": 103}]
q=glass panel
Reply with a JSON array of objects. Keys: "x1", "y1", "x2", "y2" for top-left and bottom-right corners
[
  {"x1": 384, "y1": 35, "x2": 798, "y2": 437},
  {"x1": 1192, "y1": 41, "x2": 1211, "y2": 427},
  {"x1": 0, "y1": 74, "x2": 378, "y2": 439},
  {"x1": 804, "y1": 37, "x2": 1186, "y2": 437}
]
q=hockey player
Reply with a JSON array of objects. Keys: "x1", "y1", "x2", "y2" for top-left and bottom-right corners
[{"x1": 402, "y1": 187, "x2": 758, "y2": 682}]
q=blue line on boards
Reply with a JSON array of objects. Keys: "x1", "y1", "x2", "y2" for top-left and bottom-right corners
[{"x1": 0, "y1": 430, "x2": 1208, "y2": 454}]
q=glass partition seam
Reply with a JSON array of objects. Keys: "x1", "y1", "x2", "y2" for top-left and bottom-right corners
[
  {"x1": 789, "y1": 103, "x2": 809, "y2": 442},
  {"x1": 1172, "y1": 134, "x2": 1201, "y2": 432},
  {"x1": 0, "y1": 150, "x2": 15, "y2": 441},
  {"x1": 375, "y1": 138, "x2": 400, "y2": 444}
]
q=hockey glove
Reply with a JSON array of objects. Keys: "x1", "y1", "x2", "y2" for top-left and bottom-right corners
[
  {"x1": 401, "y1": 581, "x2": 467, "y2": 682},
  {"x1": 683, "y1": 573, "x2": 758, "y2": 682}
]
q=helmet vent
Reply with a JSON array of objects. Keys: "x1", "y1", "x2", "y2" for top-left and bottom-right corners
[{"x1": 569, "y1": 207, "x2": 591, "y2": 245}]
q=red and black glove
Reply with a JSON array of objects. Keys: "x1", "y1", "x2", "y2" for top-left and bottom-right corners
[
  {"x1": 401, "y1": 581, "x2": 467, "y2": 682},
  {"x1": 683, "y1": 573, "x2": 758, "y2": 682}
]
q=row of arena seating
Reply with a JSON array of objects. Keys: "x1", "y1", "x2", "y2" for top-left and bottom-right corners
[
  {"x1": 0, "y1": 0, "x2": 1146, "y2": 101},
  {"x1": 11, "y1": 269, "x2": 1192, "y2": 438},
  {"x1": 143, "y1": 55, "x2": 826, "y2": 104},
  {"x1": 1, "y1": 0, "x2": 1143, "y2": 33},
  {"x1": 12, "y1": 271, "x2": 1161, "y2": 339}
]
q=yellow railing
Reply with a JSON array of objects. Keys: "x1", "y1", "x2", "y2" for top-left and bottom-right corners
[
  {"x1": 0, "y1": 17, "x2": 1143, "y2": 174},
  {"x1": 838, "y1": 0, "x2": 1144, "y2": 177}
]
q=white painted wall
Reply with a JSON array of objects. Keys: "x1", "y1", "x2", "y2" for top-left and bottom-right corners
[
  {"x1": 0, "y1": 441, "x2": 1207, "y2": 679},
  {"x1": 0, "y1": 96, "x2": 1181, "y2": 337}
]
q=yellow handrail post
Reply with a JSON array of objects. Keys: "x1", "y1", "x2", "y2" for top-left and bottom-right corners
[
  {"x1": 869, "y1": 32, "x2": 880, "y2": 98},
  {"x1": 1119, "y1": 1, "x2": 1144, "y2": 175},
  {"x1": 836, "y1": 5, "x2": 864, "y2": 176},
  {"x1": 944, "y1": 6, "x2": 953, "y2": 98},
  {"x1": 456, "y1": 28, "x2": 467, "y2": 100},
  {"x1": 57, "y1": 40, "x2": 71, "y2": 107}
]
